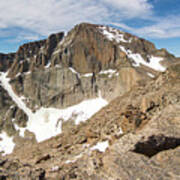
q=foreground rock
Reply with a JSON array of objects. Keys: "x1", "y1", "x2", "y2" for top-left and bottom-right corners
[
  {"x1": 1, "y1": 62, "x2": 179, "y2": 179},
  {"x1": 0, "y1": 158, "x2": 45, "y2": 180}
]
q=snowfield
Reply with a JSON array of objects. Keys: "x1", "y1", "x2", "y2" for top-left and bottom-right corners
[
  {"x1": 119, "y1": 46, "x2": 166, "y2": 72},
  {"x1": 0, "y1": 72, "x2": 108, "y2": 155},
  {"x1": 99, "y1": 26, "x2": 131, "y2": 43}
]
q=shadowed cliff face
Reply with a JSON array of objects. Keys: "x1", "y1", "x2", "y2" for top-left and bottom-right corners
[
  {"x1": 8, "y1": 32, "x2": 64, "y2": 78},
  {"x1": 133, "y1": 135, "x2": 180, "y2": 158},
  {"x1": 0, "y1": 53, "x2": 15, "y2": 72}
]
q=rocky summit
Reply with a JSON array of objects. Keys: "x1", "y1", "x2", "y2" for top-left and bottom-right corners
[{"x1": 0, "y1": 23, "x2": 179, "y2": 179}]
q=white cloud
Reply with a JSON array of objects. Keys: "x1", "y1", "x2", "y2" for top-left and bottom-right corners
[
  {"x1": 0, "y1": 0, "x2": 108, "y2": 35},
  {"x1": 113, "y1": 15, "x2": 180, "y2": 39},
  {"x1": 1, "y1": 0, "x2": 180, "y2": 41},
  {"x1": 102, "y1": 0, "x2": 153, "y2": 18},
  {"x1": 0, "y1": 0, "x2": 153, "y2": 37}
]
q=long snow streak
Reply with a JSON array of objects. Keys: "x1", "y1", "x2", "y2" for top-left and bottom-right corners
[
  {"x1": 0, "y1": 72, "x2": 32, "y2": 116},
  {"x1": 0, "y1": 72, "x2": 108, "y2": 154}
]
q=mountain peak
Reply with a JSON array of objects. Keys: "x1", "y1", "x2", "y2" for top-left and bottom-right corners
[
  {"x1": 0, "y1": 22, "x2": 180, "y2": 179},
  {"x1": 1, "y1": 23, "x2": 176, "y2": 78}
]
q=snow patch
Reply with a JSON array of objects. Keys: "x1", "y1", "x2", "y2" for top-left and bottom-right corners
[
  {"x1": 99, "y1": 69, "x2": 119, "y2": 78},
  {"x1": 99, "y1": 69, "x2": 116, "y2": 75},
  {"x1": 147, "y1": 72, "x2": 155, "y2": 78},
  {"x1": 65, "y1": 144, "x2": 90, "y2": 164},
  {"x1": 119, "y1": 46, "x2": 166, "y2": 72},
  {"x1": 69, "y1": 68, "x2": 93, "y2": 78},
  {"x1": 24, "y1": 71, "x2": 31, "y2": 75},
  {"x1": 0, "y1": 132, "x2": 15, "y2": 156},
  {"x1": 14, "y1": 123, "x2": 26, "y2": 137},
  {"x1": 55, "y1": 64, "x2": 61, "y2": 68},
  {"x1": 69, "y1": 67, "x2": 80, "y2": 76},
  {"x1": 91, "y1": 140, "x2": 109, "y2": 152},
  {"x1": 15, "y1": 72, "x2": 21, "y2": 78},
  {"x1": 117, "y1": 127, "x2": 123, "y2": 135},
  {"x1": 69, "y1": 68, "x2": 118, "y2": 78},
  {"x1": 53, "y1": 32, "x2": 67, "y2": 55},
  {"x1": 64, "y1": 141, "x2": 110, "y2": 164},
  {"x1": 99, "y1": 26, "x2": 131, "y2": 43},
  {"x1": 53, "y1": 49, "x2": 61, "y2": 55},
  {"x1": 51, "y1": 166, "x2": 59, "y2": 172},
  {"x1": 82, "y1": 73, "x2": 93, "y2": 77},
  {"x1": 45, "y1": 61, "x2": 51, "y2": 68},
  {"x1": 65, "y1": 153, "x2": 83, "y2": 164}
]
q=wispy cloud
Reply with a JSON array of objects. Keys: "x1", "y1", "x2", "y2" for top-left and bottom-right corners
[
  {"x1": 102, "y1": 0, "x2": 153, "y2": 18},
  {"x1": 0, "y1": 0, "x2": 153, "y2": 37},
  {"x1": 0, "y1": 0, "x2": 107, "y2": 36},
  {"x1": 113, "y1": 15, "x2": 180, "y2": 39},
  {"x1": 1, "y1": 0, "x2": 180, "y2": 42}
]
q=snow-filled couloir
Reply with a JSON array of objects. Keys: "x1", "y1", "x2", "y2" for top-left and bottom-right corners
[{"x1": 0, "y1": 72, "x2": 108, "y2": 155}]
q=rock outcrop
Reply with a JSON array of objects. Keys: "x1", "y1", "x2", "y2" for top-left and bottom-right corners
[
  {"x1": 0, "y1": 53, "x2": 15, "y2": 72},
  {"x1": 2, "y1": 62, "x2": 179, "y2": 180}
]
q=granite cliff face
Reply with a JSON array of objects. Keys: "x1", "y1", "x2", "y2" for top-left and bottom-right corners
[
  {"x1": 0, "y1": 23, "x2": 179, "y2": 179},
  {"x1": 3, "y1": 23, "x2": 177, "y2": 111}
]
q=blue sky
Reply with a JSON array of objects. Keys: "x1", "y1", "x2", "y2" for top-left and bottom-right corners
[{"x1": 0, "y1": 0, "x2": 180, "y2": 57}]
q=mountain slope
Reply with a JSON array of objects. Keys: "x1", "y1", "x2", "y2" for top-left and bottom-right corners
[
  {"x1": 1, "y1": 59, "x2": 179, "y2": 179},
  {"x1": 0, "y1": 22, "x2": 179, "y2": 163}
]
